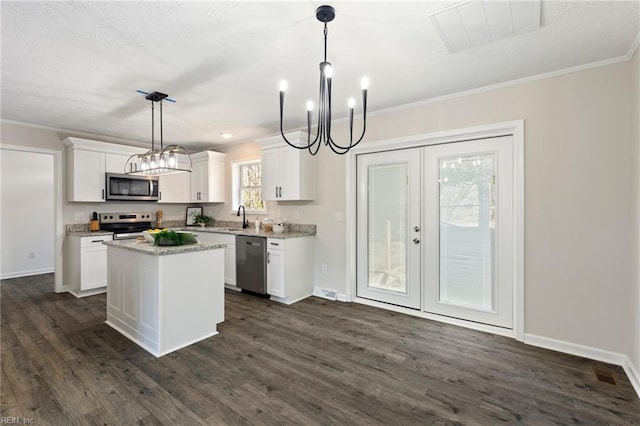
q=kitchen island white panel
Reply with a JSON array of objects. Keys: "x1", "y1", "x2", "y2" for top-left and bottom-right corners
[{"x1": 105, "y1": 240, "x2": 225, "y2": 357}]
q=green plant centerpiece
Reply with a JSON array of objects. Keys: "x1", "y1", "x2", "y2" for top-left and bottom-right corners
[
  {"x1": 192, "y1": 212, "x2": 213, "y2": 227},
  {"x1": 153, "y1": 230, "x2": 198, "y2": 246}
]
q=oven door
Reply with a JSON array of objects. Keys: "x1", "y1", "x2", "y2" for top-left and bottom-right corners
[{"x1": 106, "y1": 173, "x2": 159, "y2": 201}]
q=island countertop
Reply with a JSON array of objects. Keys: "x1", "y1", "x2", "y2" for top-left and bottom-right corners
[{"x1": 103, "y1": 239, "x2": 225, "y2": 256}]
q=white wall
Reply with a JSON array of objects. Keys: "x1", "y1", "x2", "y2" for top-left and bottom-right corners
[
  {"x1": 1, "y1": 149, "x2": 54, "y2": 278},
  {"x1": 217, "y1": 60, "x2": 638, "y2": 365}
]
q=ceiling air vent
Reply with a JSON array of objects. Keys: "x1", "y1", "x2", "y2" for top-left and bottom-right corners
[{"x1": 429, "y1": 0, "x2": 541, "y2": 53}]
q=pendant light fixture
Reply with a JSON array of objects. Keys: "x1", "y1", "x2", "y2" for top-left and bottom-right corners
[
  {"x1": 124, "y1": 91, "x2": 192, "y2": 175},
  {"x1": 279, "y1": 5, "x2": 369, "y2": 155}
]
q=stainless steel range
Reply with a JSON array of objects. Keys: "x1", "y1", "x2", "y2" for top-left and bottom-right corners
[{"x1": 100, "y1": 212, "x2": 154, "y2": 240}]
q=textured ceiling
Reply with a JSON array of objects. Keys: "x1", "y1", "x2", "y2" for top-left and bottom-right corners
[{"x1": 1, "y1": 1, "x2": 638, "y2": 151}]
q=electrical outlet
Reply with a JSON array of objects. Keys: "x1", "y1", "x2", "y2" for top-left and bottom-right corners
[
  {"x1": 74, "y1": 212, "x2": 85, "y2": 221},
  {"x1": 335, "y1": 211, "x2": 344, "y2": 222},
  {"x1": 321, "y1": 264, "x2": 328, "y2": 274},
  {"x1": 28, "y1": 251, "x2": 35, "y2": 259}
]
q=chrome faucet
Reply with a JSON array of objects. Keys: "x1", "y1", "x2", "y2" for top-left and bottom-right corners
[{"x1": 237, "y1": 205, "x2": 249, "y2": 228}]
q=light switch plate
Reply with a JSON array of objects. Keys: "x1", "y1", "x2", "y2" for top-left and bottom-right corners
[
  {"x1": 335, "y1": 212, "x2": 344, "y2": 222},
  {"x1": 74, "y1": 212, "x2": 85, "y2": 221}
]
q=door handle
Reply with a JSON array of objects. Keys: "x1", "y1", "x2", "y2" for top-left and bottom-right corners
[
  {"x1": 414, "y1": 226, "x2": 420, "y2": 232},
  {"x1": 413, "y1": 238, "x2": 420, "y2": 244}
]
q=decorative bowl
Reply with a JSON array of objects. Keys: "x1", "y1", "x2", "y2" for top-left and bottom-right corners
[{"x1": 273, "y1": 224, "x2": 285, "y2": 234}]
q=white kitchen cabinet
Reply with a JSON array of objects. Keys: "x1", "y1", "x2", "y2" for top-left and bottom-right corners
[
  {"x1": 190, "y1": 151, "x2": 226, "y2": 203},
  {"x1": 66, "y1": 149, "x2": 106, "y2": 202},
  {"x1": 64, "y1": 234, "x2": 113, "y2": 298},
  {"x1": 158, "y1": 166, "x2": 190, "y2": 204},
  {"x1": 266, "y1": 237, "x2": 314, "y2": 304},
  {"x1": 105, "y1": 152, "x2": 132, "y2": 174},
  {"x1": 63, "y1": 137, "x2": 146, "y2": 202},
  {"x1": 259, "y1": 132, "x2": 315, "y2": 201},
  {"x1": 195, "y1": 232, "x2": 236, "y2": 286}
]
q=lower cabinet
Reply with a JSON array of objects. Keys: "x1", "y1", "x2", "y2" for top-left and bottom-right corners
[
  {"x1": 267, "y1": 237, "x2": 314, "y2": 304},
  {"x1": 194, "y1": 232, "x2": 236, "y2": 286},
  {"x1": 64, "y1": 234, "x2": 113, "y2": 298}
]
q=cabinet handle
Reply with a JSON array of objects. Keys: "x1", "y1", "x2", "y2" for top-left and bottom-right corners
[
  {"x1": 159, "y1": 191, "x2": 162, "y2": 200},
  {"x1": 91, "y1": 240, "x2": 104, "y2": 243},
  {"x1": 267, "y1": 252, "x2": 270, "y2": 263},
  {"x1": 270, "y1": 242, "x2": 279, "y2": 246},
  {"x1": 279, "y1": 186, "x2": 282, "y2": 198},
  {"x1": 275, "y1": 187, "x2": 278, "y2": 198},
  {"x1": 102, "y1": 189, "x2": 105, "y2": 200}
]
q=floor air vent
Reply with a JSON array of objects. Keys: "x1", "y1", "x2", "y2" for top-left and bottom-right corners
[
  {"x1": 591, "y1": 365, "x2": 618, "y2": 386},
  {"x1": 313, "y1": 288, "x2": 338, "y2": 301}
]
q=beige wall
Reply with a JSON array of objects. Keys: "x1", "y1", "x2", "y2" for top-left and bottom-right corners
[{"x1": 219, "y1": 60, "x2": 638, "y2": 361}]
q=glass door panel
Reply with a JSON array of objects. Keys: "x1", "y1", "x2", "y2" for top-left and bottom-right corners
[
  {"x1": 439, "y1": 153, "x2": 495, "y2": 311},
  {"x1": 367, "y1": 163, "x2": 407, "y2": 293}
]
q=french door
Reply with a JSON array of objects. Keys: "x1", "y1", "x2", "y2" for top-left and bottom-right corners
[{"x1": 356, "y1": 136, "x2": 515, "y2": 329}]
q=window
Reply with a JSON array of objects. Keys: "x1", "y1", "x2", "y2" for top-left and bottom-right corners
[{"x1": 232, "y1": 160, "x2": 265, "y2": 212}]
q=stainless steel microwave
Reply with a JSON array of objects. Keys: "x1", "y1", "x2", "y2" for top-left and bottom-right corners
[{"x1": 105, "y1": 173, "x2": 159, "y2": 201}]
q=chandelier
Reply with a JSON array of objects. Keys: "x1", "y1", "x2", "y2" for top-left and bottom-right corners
[
  {"x1": 124, "y1": 91, "x2": 192, "y2": 175},
  {"x1": 279, "y1": 5, "x2": 369, "y2": 155}
]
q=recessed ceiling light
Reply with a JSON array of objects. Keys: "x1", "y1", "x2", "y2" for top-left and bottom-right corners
[{"x1": 220, "y1": 132, "x2": 232, "y2": 139}]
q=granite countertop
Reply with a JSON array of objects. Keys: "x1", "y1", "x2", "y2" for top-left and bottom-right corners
[
  {"x1": 67, "y1": 231, "x2": 114, "y2": 237},
  {"x1": 103, "y1": 239, "x2": 226, "y2": 256},
  {"x1": 181, "y1": 226, "x2": 315, "y2": 239}
]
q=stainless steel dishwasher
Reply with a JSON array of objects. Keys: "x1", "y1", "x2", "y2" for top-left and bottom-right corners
[{"x1": 235, "y1": 235, "x2": 267, "y2": 295}]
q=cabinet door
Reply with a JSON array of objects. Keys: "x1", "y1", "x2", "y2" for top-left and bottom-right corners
[
  {"x1": 267, "y1": 248, "x2": 285, "y2": 297},
  {"x1": 280, "y1": 148, "x2": 301, "y2": 200},
  {"x1": 261, "y1": 148, "x2": 281, "y2": 201},
  {"x1": 158, "y1": 173, "x2": 190, "y2": 203},
  {"x1": 82, "y1": 246, "x2": 108, "y2": 290},
  {"x1": 105, "y1": 153, "x2": 132, "y2": 174},
  {"x1": 70, "y1": 150, "x2": 105, "y2": 202},
  {"x1": 191, "y1": 160, "x2": 208, "y2": 202},
  {"x1": 224, "y1": 242, "x2": 236, "y2": 286}
]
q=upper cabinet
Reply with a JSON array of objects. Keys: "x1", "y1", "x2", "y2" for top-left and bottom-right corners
[
  {"x1": 63, "y1": 138, "x2": 145, "y2": 202},
  {"x1": 190, "y1": 151, "x2": 226, "y2": 203},
  {"x1": 259, "y1": 132, "x2": 315, "y2": 201},
  {"x1": 158, "y1": 156, "x2": 191, "y2": 204}
]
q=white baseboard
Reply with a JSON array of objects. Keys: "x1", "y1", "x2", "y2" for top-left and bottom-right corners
[
  {"x1": 0, "y1": 267, "x2": 54, "y2": 280},
  {"x1": 622, "y1": 356, "x2": 640, "y2": 398},
  {"x1": 525, "y1": 333, "x2": 640, "y2": 398}
]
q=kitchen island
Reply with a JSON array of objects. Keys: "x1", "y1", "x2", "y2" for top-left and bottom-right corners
[{"x1": 103, "y1": 239, "x2": 226, "y2": 357}]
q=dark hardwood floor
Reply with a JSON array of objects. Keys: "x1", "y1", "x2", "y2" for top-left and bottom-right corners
[{"x1": 1, "y1": 274, "x2": 639, "y2": 425}]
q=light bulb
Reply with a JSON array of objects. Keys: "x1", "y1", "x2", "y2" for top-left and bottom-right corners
[
  {"x1": 348, "y1": 97, "x2": 355, "y2": 109},
  {"x1": 150, "y1": 154, "x2": 157, "y2": 169},
  {"x1": 169, "y1": 152, "x2": 176, "y2": 167},
  {"x1": 324, "y1": 64, "x2": 333, "y2": 79},
  {"x1": 159, "y1": 155, "x2": 166, "y2": 168},
  {"x1": 141, "y1": 158, "x2": 148, "y2": 171},
  {"x1": 306, "y1": 100, "x2": 314, "y2": 111},
  {"x1": 361, "y1": 76, "x2": 369, "y2": 90},
  {"x1": 279, "y1": 80, "x2": 288, "y2": 92}
]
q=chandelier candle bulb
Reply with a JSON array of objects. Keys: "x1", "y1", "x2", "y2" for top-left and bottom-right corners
[
  {"x1": 306, "y1": 100, "x2": 314, "y2": 111},
  {"x1": 279, "y1": 80, "x2": 288, "y2": 92},
  {"x1": 348, "y1": 97, "x2": 355, "y2": 109}
]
